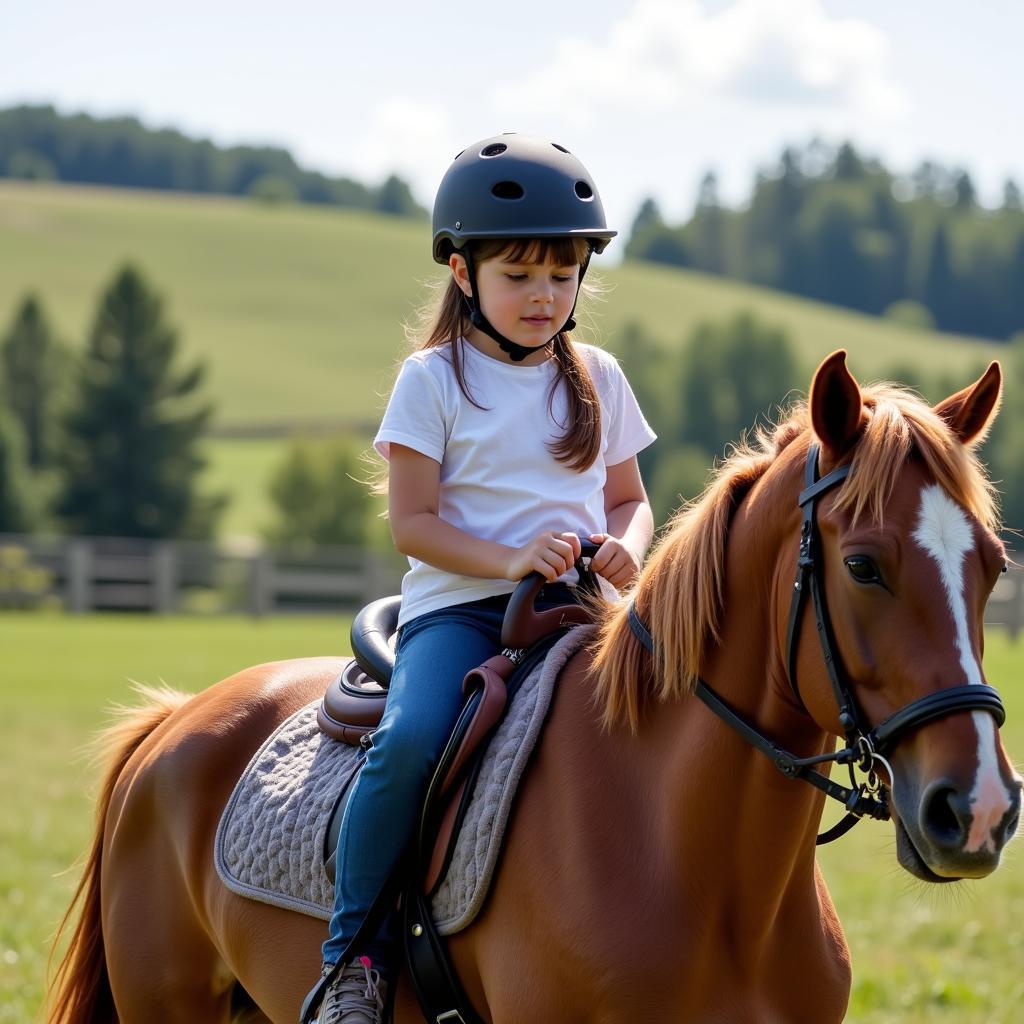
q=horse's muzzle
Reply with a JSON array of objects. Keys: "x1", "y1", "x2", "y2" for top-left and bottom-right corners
[{"x1": 895, "y1": 774, "x2": 1021, "y2": 881}]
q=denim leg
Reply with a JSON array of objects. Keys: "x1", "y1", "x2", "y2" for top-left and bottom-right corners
[{"x1": 321, "y1": 603, "x2": 504, "y2": 970}]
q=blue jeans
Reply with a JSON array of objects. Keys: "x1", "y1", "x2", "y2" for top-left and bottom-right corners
[{"x1": 321, "y1": 586, "x2": 576, "y2": 972}]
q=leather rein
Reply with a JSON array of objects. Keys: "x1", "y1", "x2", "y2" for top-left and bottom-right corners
[{"x1": 629, "y1": 443, "x2": 1006, "y2": 845}]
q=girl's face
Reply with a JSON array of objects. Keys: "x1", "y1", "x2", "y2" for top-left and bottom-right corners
[{"x1": 450, "y1": 249, "x2": 581, "y2": 362}]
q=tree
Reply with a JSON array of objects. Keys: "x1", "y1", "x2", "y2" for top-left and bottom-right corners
[
  {"x1": 674, "y1": 313, "x2": 801, "y2": 458},
  {"x1": 922, "y1": 224, "x2": 956, "y2": 330},
  {"x1": 953, "y1": 171, "x2": 977, "y2": 210},
  {"x1": 376, "y1": 175, "x2": 421, "y2": 217},
  {"x1": 833, "y1": 142, "x2": 867, "y2": 181},
  {"x1": 55, "y1": 265, "x2": 224, "y2": 539},
  {"x1": 0, "y1": 408, "x2": 32, "y2": 532},
  {"x1": 693, "y1": 172, "x2": 727, "y2": 275},
  {"x1": 1, "y1": 294, "x2": 65, "y2": 470},
  {"x1": 1003, "y1": 179, "x2": 1022, "y2": 212},
  {"x1": 263, "y1": 437, "x2": 370, "y2": 549},
  {"x1": 613, "y1": 322, "x2": 670, "y2": 480}
]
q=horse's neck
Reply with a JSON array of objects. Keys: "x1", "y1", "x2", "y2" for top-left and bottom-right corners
[
  {"x1": 568, "y1": 457, "x2": 832, "y2": 942},
  {"x1": 673, "y1": 458, "x2": 833, "y2": 922}
]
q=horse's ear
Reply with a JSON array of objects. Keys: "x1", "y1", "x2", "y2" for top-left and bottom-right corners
[
  {"x1": 934, "y1": 361, "x2": 1002, "y2": 446},
  {"x1": 810, "y1": 350, "x2": 865, "y2": 459}
]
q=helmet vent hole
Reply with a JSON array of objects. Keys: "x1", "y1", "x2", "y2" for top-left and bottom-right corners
[
  {"x1": 552, "y1": 143, "x2": 571, "y2": 153},
  {"x1": 574, "y1": 180, "x2": 594, "y2": 200},
  {"x1": 481, "y1": 143, "x2": 508, "y2": 158},
  {"x1": 492, "y1": 180, "x2": 525, "y2": 200}
]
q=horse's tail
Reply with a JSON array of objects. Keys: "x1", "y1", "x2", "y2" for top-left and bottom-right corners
[{"x1": 46, "y1": 684, "x2": 193, "y2": 1024}]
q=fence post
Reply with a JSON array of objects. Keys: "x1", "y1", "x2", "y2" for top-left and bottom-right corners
[
  {"x1": 153, "y1": 542, "x2": 177, "y2": 614},
  {"x1": 1008, "y1": 568, "x2": 1023, "y2": 643},
  {"x1": 66, "y1": 539, "x2": 92, "y2": 613},
  {"x1": 249, "y1": 550, "x2": 274, "y2": 617}
]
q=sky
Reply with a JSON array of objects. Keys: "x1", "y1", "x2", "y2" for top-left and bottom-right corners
[{"x1": 3, "y1": 0, "x2": 1022, "y2": 252}]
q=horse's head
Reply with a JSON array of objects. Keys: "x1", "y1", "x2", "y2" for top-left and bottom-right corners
[{"x1": 799, "y1": 351, "x2": 1021, "y2": 880}]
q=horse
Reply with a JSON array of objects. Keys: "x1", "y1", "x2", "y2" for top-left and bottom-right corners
[{"x1": 48, "y1": 350, "x2": 1021, "y2": 1023}]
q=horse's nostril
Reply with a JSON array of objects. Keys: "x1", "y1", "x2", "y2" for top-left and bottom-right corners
[
  {"x1": 1004, "y1": 808, "x2": 1020, "y2": 843},
  {"x1": 923, "y1": 785, "x2": 968, "y2": 848}
]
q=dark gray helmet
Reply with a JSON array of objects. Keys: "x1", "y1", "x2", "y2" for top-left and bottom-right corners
[{"x1": 432, "y1": 133, "x2": 617, "y2": 264}]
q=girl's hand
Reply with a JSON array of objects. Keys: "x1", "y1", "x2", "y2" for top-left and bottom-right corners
[
  {"x1": 506, "y1": 531, "x2": 582, "y2": 582},
  {"x1": 587, "y1": 533, "x2": 642, "y2": 590}
]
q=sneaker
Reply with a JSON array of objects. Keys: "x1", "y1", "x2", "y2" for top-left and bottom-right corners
[{"x1": 315, "y1": 956, "x2": 387, "y2": 1024}]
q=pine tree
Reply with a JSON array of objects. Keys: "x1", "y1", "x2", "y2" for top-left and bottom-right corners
[
  {"x1": 55, "y1": 265, "x2": 224, "y2": 539},
  {"x1": 0, "y1": 407, "x2": 32, "y2": 532},
  {"x1": 0, "y1": 294, "x2": 65, "y2": 470},
  {"x1": 923, "y1": 224, "x2": 955, "y2": 331}
]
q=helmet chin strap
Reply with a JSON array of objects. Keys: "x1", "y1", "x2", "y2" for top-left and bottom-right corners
[{"x1": 462, "y1": 247, "x2": 593, "y2": 362}]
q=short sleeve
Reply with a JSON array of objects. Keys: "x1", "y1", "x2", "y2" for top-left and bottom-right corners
[
  {"x1": 374, "y1": 356, "x2": 448, "y2": 463},
  {"x1": 601, "y1": 356, "x2": 657, "y2": 466}
]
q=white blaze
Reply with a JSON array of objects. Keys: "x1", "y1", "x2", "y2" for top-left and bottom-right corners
[{"x1": 913, "y1": 485, "x2": 1007, "y2": 853}]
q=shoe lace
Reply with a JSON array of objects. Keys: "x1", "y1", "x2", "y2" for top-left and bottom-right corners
[{"x1": 322, "y1": 956, "x2": 385, "y2": 1022}]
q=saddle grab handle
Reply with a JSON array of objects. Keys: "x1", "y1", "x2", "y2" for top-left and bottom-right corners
[{"x1": 501, "y1": 539, "x2": 601, "y2": 650}]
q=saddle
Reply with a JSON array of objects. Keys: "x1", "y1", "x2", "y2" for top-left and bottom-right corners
[
  {"x1": 305, "y1": 551, "x2": 599, "y2": 1024},
  {"x1": 316, "y1": 577, "x2": 594, "y2": 892}
]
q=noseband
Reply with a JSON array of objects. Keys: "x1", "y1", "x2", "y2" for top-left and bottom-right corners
[{"x1": 629, "y1": 443, "x2": 1006, "y2": 845}]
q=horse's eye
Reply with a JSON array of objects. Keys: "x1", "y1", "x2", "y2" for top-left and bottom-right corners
[{"x1": 845, "y1": 556, "x2": 882, "y2": 585}]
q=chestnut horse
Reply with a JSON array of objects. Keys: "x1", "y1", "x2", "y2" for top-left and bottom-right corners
[{"x1": 50, "y1": 352, "x2": 1021, "y2": 1023}]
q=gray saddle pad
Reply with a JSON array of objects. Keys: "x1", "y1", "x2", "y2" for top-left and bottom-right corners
[{"x1": 214, "y1": 625, "x2": 593, "y2": 936}]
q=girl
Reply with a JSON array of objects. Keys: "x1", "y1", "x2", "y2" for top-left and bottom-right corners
[{"x1": 305, "y1": 133, "x2": 656, "y2": 1024}]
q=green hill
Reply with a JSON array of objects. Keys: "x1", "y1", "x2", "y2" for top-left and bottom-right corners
[{"x1": 0, "y1": 180, "x2": 1007, "y2": 538}]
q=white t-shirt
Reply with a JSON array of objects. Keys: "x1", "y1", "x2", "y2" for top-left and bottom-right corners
[{"x1": 374, "y1": 339, "x2": 656, "y2": 626}]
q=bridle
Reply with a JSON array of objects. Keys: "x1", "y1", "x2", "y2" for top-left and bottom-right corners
[{"x1": 629, "y1": 442, "x2": 1007, "y2": 845}]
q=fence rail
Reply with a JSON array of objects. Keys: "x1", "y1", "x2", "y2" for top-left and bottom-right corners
[
  {"x1": 2, "y1": 533, "x2": 1024, "y2": 637},
  {"x1": 0, "y1": 534, "x2": 404, "y2": 615}
]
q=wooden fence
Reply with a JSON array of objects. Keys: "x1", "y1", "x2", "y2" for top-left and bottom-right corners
[
  {"x1": 0, "y1": 534, "x2": 404, "y2": 615},
  {"x1": 2, "y1": 533, "x2": 1024, "y2": 637}
]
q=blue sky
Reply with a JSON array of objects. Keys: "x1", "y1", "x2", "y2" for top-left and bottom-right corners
[{"x1": 4, "y1": 0, "x2": 1021, "y2": 251}]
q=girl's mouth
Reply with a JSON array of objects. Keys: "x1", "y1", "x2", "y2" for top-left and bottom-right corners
[{"x1": 523, "y1": 316, "x2": 551, "y2": 324}]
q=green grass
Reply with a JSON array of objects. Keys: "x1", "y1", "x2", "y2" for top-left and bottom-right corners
[
  {"x1": 0, "y1": 612, "x2": 350, "y2": 1023},
  {"x1": 0, "y1": 181, "x2": 1004, "y2": 430},
  {"x1": 3, "y1": 613, "x2": 1024, "y2": 1021}
]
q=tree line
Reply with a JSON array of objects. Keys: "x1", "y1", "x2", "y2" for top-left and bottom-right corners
[
  {"x1": 0, "y1": 104, "x2": 423, "y2": 215},
  {"x1": 627, "y1": 140, "x2": 1024, "y2": 344},
  {"x1": 616, "y1": 313, "x2": 1024, "y2": 546}
]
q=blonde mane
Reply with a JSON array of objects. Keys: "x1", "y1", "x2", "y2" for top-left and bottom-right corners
[{"x1": 590, "y1": 382, "x2": 1000, "y2": 734}]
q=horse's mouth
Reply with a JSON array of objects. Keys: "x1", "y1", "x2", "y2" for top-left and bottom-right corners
[{"x1": 895, "y1": 815, "x2": 962, "y2": 884}]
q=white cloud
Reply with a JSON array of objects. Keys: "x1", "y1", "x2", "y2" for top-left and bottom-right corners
[
  {"x1": 349, "y1": 97, "x2": 458, "y2": 191},
  {"x1": 492, "y1": 0, "x2": 910, "y2": 126}
]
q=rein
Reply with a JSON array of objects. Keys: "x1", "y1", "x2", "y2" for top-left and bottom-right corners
[{"x1": 629, "y1": 443, "x2": 1007, "y2": 846}]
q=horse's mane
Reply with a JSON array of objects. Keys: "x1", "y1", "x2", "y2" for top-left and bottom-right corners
[{"x1": 590, "y1": 382, "x2": 1000, "y2": 734}]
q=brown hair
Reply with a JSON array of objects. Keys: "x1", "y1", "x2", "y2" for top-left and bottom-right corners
[{"x1": 413, "y1": 236, "x2": 602, "y2": 472}]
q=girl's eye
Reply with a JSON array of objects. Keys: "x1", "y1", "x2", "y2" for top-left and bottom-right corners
[
  {"x1": 505, "y1": 273, "x2": 528, "y2": 282},
  {"x1": 844, "y1": 555, "x2": 883, "y2": 586},
  {"x1": 554, "y1": 275, "x2": 574, "y2": 283}
]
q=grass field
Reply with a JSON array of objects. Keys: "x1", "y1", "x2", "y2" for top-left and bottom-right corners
[{"x1": 3, "y1": 613, "x2": 1023, "y2": 1022}]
